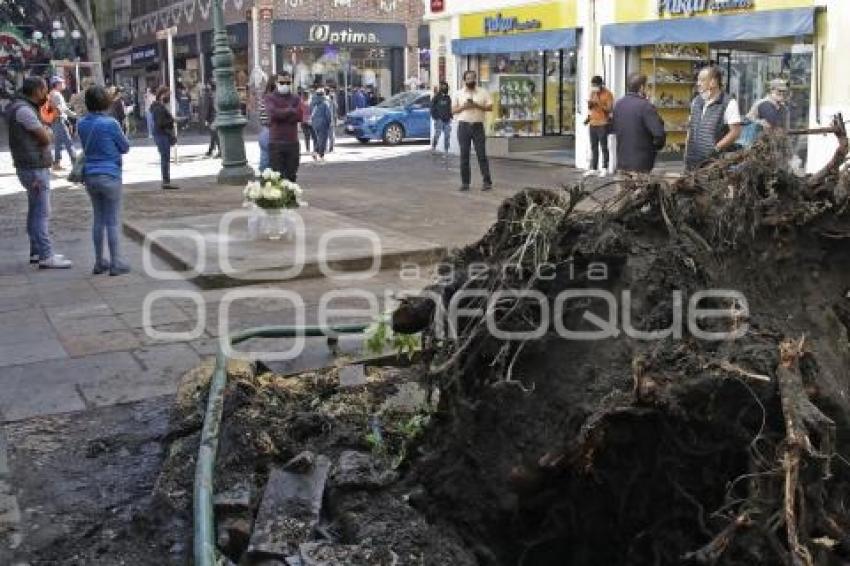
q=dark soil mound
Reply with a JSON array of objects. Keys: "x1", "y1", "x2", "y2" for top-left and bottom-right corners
[{"x1": 396, "y1": 128, "x2": 850, "y2": 565}]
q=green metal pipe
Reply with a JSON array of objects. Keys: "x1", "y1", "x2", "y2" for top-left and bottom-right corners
[{"x1": 193, "y1": 323, "x2": 370, "y2": 566}]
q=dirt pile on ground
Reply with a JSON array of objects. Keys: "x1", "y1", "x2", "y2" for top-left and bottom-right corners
[
  {"x1": 150, "y1": 123, "x2": 850, "y2": 566},
  {"x1": 392, "y1": 124, "x2": 850, "y2": 565}
]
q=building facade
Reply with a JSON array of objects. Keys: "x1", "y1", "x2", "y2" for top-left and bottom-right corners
[
  {"x1": 117, "y1": 0, "x2": 427, "y2": 119},
  {"x1": 427, "y1": 0, "x2": 849, "y2": 173}
]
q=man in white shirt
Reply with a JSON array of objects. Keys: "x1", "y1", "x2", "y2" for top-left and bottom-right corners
[
  {"x1": 685, "y1": 65, "x2": 742, "y2": 171},
  {"x1": 452, "y1": 70, "x2": 493, "y2": 191}
]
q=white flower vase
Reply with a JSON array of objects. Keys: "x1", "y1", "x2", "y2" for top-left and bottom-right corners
[{"x1": 247, "y1": 204, "x2": 264, "y2": 240}]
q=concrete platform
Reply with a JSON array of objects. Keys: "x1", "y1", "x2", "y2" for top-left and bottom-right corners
[{"x1": 124, "y1": 207, "x2": 447, "y2": 288}]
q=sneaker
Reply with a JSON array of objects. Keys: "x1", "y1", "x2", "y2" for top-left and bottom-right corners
[
  {"x1": 213, "y1": 152, "x2": 221, "y2": 159},
  {"x1": 30, "y1": 254, "x2": 39, "y2": 264},
  {"x1": 109, "y1": 264, "x2": 131, "y2": 277},
  {"x1": 459, "y1": 185, "x2": 470, "y2": 192},
  {"x1": 204, "y1": 151, "x2": 212, "y2": 158},
  {"x1": 583, "y1": 169, "x2": 596, "y2": 177},
  {"x1": 161, "y1": 184, "x2": 180, "y2": 190},
  {"x1": 598, "y1": 169, "x2": 608, "y2": 178},
  {"x1": 92, "y1": 260, "x2": 110, "y2": 275},
  {"x1": 52, "y1": 163, "x2": 64, "y2": 172},
  {"x1": 312, "y1": 153, "x2": 318, "y2": 161},
  {"x1": 39, "y1": 255, "x2": 73, "y2": 269},
  {"x1": 482, "y1": 184, "x2": 493, "y2": 192}
]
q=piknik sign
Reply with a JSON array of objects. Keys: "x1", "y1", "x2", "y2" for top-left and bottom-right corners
[{"x1": 658, "y1": 0, "x2": 755, "y2": 16}]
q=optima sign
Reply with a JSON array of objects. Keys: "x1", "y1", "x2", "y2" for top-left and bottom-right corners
[
  {"x1": 658, "y1": 0, "x2": 755, "y2": 15},
  {"x1": 308, "y1": 25, "x2": 379, "y2": 45}
]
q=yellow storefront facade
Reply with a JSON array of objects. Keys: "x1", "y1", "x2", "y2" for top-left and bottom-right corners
[{"x1": 426, "y1": 0, "x2": 847, "y2": 171}]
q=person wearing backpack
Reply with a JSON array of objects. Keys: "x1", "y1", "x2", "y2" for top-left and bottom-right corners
[
  {"x1": 6, "y1": 76, "x2": 73, "y2": 269},
  {"x1": 684, "y1": 66, "x2": 742, "y2": 171},
  {"x1": 150, "y1": 86, "x2": 179, "y2": 190},
  {"x1": 78, "y1": 85, "x2": 131, "y2": 276},
  {"x1": 48, "y1": 76, "x2": 77, "y2": 172}
]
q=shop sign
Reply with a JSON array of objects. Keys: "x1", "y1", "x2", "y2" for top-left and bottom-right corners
[
  {"x1": 658, "y1": 0, "x2": 754, "y2": 16},
  {"x1": 308, "y1": 24, "x2": 379, "y2": 45},
  {"x1": 112, "y1": 54, "x2": 132, "y2": 69},
  {"x1": 483, "y1": 14, "x2": 543, "y2": 35},
  {"x1": 131, "y1": 45, "x2": 157, "y2": 64},
  {"x1": 460, "y1": 1, "x2": 577, "y2": 39}
]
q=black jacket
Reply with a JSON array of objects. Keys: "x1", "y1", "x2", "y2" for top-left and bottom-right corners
[
  {"x1": 431, "y1": 92, "x2": 452, "y2": 121},
  {"x1": 150, "y1": 101, "x2": 175, "y2": 137},
  {"x1": 612, "y1": 93, "x2": 666, "y2": 173}
]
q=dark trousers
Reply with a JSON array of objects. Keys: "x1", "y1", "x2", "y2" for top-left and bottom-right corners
[
  {"x1": 269, "y1": 141, "x2": 300, "y2": 182},
  {"x1": 457, "y1": 121, "x2": 491, "y2": 187},
  {"x1": 301, "y1": 123, "x2": 314, "y2": 152},
  {"x1": 153, "y1": 134, "x2": 171, "y2": 183},
  {"x1": 589, "y1": 125, "x2": 610, "y2": 170},
  {"x1": 207, "y1": 128, "x2": 220, "y2": 154}
]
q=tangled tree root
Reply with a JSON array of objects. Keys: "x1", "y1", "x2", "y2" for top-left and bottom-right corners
[{"x1": 394, "y1": 122, "x2": 850, "y2": 565}]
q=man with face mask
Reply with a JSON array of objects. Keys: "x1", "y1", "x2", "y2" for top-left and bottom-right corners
[
  {"x1": 452, "y1": 70, "x2": 493, "y2": 192},
  {"x1": 685, "y1": 65, "x2": 742, "y2": 171},
  {"x1": 264, "y1": 72, "x2": 304, "y2": 182},
  {"x1": 612, "y1": 73, "x2": 666, "y2": 174},
  {"x1": 6, "y1": 76, "x2": 73, "y2": 268},
  {"x1": 430, "y1": 81, "x2": 452, "y2": 155}
]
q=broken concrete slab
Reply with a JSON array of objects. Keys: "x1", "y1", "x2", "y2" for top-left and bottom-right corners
[
  {"x1": 244, "y1": 456, "x2": 331, "y2": 561},
  {"x1": 331, "y1": 451, "x2": 397, "y2": 491}
]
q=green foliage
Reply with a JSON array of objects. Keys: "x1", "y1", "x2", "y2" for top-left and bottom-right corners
[{"x1": 365, "y1": 316, "x2": 421, "y2": 360}]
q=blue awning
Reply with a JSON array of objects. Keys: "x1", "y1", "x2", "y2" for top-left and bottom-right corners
[
  {"x1": 452, "y1": 29, "x2": 576, "y2": 55},
  {"x1": 601, "y1": 8, "x2": 815, "y2": 47}
]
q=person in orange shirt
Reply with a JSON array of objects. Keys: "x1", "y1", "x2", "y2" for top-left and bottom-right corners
[{"x1": 586, "y1": 75, "x2": 614, "y2": 177}]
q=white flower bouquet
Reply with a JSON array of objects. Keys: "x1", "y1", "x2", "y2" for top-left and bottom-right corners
[{"x1": 243, "y1": 169, "x2": 307, "y2": 210}]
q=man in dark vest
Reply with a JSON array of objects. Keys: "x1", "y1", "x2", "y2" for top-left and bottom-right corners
[
  {"x1": 5, "y1": 76, "x2": 73, "y2": 268},
  {"x1": 685, "y1": 65, "x2": 742, "y2": 171},
  {"x1": 613, "y1": 73, "x2": 666, "y2": 174}
]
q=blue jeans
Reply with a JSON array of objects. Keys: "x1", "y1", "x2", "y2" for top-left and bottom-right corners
[
  {"x1": 146, "y1": 111, "x2": 154, "y2": 139},
  {"x1": 52, "y1": 120, "x2": 75, "y2": 165},
  {"x1": 154, "y1": 134, "x2": 171, "y2": 183},
  {"x1": 17, "y1": 168, "x2": 52, "y2": 260},
  {"x1": 258, "y1": 127, "x2": 269, "y2": 172},
  {"x1": 432, "y1": 119, "x2": 451, "y2": 152},
  {"x1": 84, "y1": 174, "x2": 125, "y2": 269},
  {"x1": 314, "y1": 125, "x2": 330, "y2": 157}
]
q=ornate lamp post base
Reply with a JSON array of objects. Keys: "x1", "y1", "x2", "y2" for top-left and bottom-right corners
[{"x1": 211, "y1": 0, "x2": 254, "y2": 185}]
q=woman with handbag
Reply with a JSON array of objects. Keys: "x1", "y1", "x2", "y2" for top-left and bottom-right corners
[
  {"x1": 150, "y1": 86, "x2": 179, "y2": 190},
  {"x1": 77, "y1": 85, "x2": 131, "y2": 276}
]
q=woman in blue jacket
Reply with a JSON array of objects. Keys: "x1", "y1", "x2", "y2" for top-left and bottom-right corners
[
  {"x1": 77, "y1": 85, "x2": 131, "y2": 276},
  {"x1": 310, "y1": 89, "x2": 333, "y2": 163}
]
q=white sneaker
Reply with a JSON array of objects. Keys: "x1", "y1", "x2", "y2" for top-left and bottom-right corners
[
  {"x1": 583, "y1": 169, "x2": 597, "y2": 177},
  {"x1": 598, "y1": 169, "x2": 609, "y2": 178},
  {"x1": 39, "y1": 255, "x2": 73, "y2": 269}
]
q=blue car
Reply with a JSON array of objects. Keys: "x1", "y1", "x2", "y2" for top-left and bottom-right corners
[{"x1": 344, "y1": 91, "x2": 432, "y2": 145}]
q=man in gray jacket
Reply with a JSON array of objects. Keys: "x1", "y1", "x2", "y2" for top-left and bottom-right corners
[{"x1": 612, "y1": 73, "x2": 666, "y2": 174}]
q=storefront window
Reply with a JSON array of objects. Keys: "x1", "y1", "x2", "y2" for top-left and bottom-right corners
[
  {"x1": 281, "y1": 46, "x2": 393, "y2": 99},
  {"x1": 468, "y1": 49, "x2": 576, "y2": 138}
]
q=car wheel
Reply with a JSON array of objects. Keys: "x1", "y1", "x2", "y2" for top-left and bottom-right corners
[
  {"x1": 357, "y1": 138, "x2": 371, "y2": 144},
  {"x1": 382, "y1": 123, "x2": 405, "y2": 146}
]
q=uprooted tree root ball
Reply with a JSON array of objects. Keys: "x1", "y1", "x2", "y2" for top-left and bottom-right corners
[{"x1": 394, "y1": 123, "x2": 850, "y2": 565}]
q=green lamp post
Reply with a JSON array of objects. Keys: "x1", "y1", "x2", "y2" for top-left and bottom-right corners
[{"x1": 211, "y1": 0, "x2": 254, "y2": 185}]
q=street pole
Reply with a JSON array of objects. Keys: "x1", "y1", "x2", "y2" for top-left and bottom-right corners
[
  {"x1": 211, "y1": 0, "x2": 253, "y2": 184},
  {"x1": 158, "y1": 27, "x2": 179, "y2": 164}
]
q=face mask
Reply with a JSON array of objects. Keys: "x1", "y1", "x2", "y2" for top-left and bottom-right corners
[
  {"x1": 465, "y1": 81, "x2": 476, "y2": 89},
  {"x1": 591, "y1": 86, "x2": 600, "y2": 93},
  {"x1": 277, "y1": 84, "x2": 291, "y2": 95}
]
